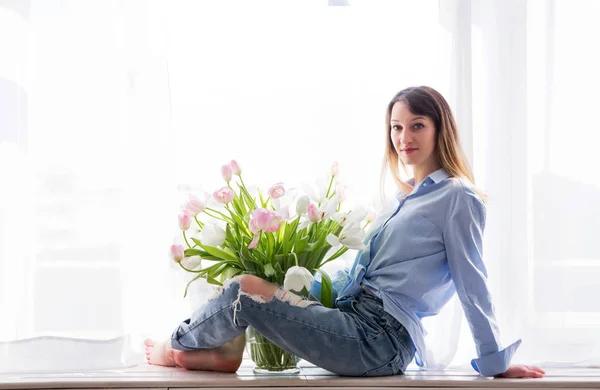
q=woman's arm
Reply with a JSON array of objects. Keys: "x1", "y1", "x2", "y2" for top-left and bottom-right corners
[{"x1": 444, "y1": 186, "x2": 542, "y2": 377}]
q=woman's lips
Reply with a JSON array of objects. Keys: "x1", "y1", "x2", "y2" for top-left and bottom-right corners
[{"x1": 403, "y1": 148, "x2": 418, "y2": 155}]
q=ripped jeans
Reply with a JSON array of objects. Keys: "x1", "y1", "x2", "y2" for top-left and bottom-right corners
[{"x1": 170, "y1": 275, "x2": 415, "y2": 377}]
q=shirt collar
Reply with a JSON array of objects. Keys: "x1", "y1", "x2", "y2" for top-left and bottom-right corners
[
  {"x1": 397, "y1": 168, "x2": 450, "y2": 199},
  {"x1": 428, "y1": 168, "x2": 450, "y2": 184}
]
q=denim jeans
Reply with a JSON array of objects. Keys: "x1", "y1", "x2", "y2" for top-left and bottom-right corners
[{"x1": 171, "y1": 275, "x2": 416, "y2": 377}]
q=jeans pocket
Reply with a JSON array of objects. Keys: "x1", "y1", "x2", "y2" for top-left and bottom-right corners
[
  {"x1": 350, "y1": 300, "x2": 387, "y2": 340},
  {"x1": 362, "y1": 351, "x2": 404, "y2": 377}
]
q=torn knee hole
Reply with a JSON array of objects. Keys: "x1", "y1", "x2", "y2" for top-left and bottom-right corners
[{"x1": 273, "y1": 288, "x2": 318, "y2": 308}]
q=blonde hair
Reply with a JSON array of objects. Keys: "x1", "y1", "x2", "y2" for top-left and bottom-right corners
[{"x1": 380, "y1": 86, "x2": 487, "y2": 203}]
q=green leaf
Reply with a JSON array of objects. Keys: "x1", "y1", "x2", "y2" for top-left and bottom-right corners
[
  {"x1": 266, "y1": 232, "x2": 275, "y2": 258},
  {"x1": 258, "y1": 187, "x2": 267, "y2": 208},
  {"x1": 294, "y1": 238, "x2": 308, "y2": 255},
  {"x1": 219, "y1": 266, "x2": 244, "y2": 283},
  {"x1": 238, "y1": 183, "x2": 255, "y2": 210},
  {"x1": 264, "y1": 263, "x2": 275, "y2": 277},
  {"x1": 225, "y1": 224, "x2": 238, "y2": 246},
  {"x1": 191, "y1": 238, "x2": 238, "y2": 262},
  {"x1": 206, "y1": 277, "x2": 223, "y2": 286},
  {"x1": 314, "y1": 269, "x2": 333, "y2": 308},
  {"x1": 183, "y1": 248, "x2": 209, "y2": 257}
]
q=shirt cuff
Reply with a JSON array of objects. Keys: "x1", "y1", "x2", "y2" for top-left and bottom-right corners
[{"x1": 470, "y1": 339, "x2": 522, "y2": 376}]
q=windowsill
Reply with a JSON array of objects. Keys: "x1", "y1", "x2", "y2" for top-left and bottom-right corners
[{"x1": 1, "y1": 359, "x2": 599, "y2": 389}]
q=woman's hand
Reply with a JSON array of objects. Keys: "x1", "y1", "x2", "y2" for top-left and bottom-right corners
[{"x1": 494, "y1": 364, "x2": 546, "y2": 378}]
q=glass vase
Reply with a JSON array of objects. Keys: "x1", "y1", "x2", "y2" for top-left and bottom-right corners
[{"x1": 245, "y1": 325, "x2": 300, "y2": 374}]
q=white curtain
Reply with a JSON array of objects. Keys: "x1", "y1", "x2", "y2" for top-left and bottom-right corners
[
  {"x1": 1, "y1": 0, "x2": 598, "y2": 373},
  {"x1": 444, "y1": 0, "x2": 600, "y2": 370}
]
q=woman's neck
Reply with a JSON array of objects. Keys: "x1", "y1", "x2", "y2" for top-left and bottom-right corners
[{"x1": 413, "y1": 163, "x2": 441, "y2": 186}]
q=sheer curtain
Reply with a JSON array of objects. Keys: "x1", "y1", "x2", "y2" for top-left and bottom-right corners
[
  {"x1": 0, "y1": 0, "x2": 452, "y2": 373},
  {"x1": 1, "y1": 0, "x2": 597, "y2": 374},
  {"x1": 446, "y1": 0, "x2": 600, "y2": 369}
]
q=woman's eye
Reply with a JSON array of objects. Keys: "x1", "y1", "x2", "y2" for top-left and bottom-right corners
[
  {"x1": 392, "y1": 125, "x2": 402, "y2": 131},
  {"x1": 414, "y1": 123, "x2": 424, "y2": 130}
]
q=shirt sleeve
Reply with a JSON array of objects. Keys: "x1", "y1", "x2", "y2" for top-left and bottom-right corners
[{"x1": 443, "y1": 187, "x2": 522, "y2": 377}]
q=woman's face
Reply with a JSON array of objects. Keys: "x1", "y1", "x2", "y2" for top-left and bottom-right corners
[{"x1": 390, "y1": 101, "x2": 438, "y2": 169}]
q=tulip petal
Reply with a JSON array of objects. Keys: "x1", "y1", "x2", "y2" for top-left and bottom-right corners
[
  {"x1": 326, "y1": 233, "x2": 341, "y2": 247},
  {"x1": 248, "y1": 233, "x2": 260, "y2": 249}
]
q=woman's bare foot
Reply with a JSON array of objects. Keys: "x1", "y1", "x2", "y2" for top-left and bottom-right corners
[
  {"x1": 145, "y1": 334, "x2": 246, "y2": 373},
  {"x1": 144, "y1": 339, "x2": 176, "y2": 367}
]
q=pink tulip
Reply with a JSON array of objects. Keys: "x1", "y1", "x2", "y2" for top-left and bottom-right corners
[
  {"x1": 307, "y1": 203, "x2": 323, "y2": 223},
  {"x1": 178, "y1": 210, "x2": 192, "y2": 231},
  {"x1": 249, "y1": 217, "x2": 260, "y2": 235},
  {"x1": 330, "y1": 161, "x2": 339, "y2": 177},
  {"x1": 230, "y1": 160, "x2": 241, "y2": 176},
  {"x1": 268, "y1": 184, "x2": 285, "y2": 199},
  {"x1": 335, "y1": 185, "x2": 348, "y2": 203},
  {"x1": 247, "y1": 208, "x2": 283, "y2": 249},
  {"x1": 221, "y1": 164, "x2": 233, "y2": 183},
  {"x1": 170, "y1": 244, "x2": 185, "y2": 263},
  {"x1": 248, "y1": 234, "x2": 260, "y2": 249},
  {"x1": 185, "y1": 194, "x2": 205, "y2": 216},
  {"x1": 250, "y1": 208, "x2": 277, "y2": 231},
  {"x1": 214, "y1": 187, "x2": 234, "y2": 204},
  {"x1": 266, "y1": 214, "x2": 283, "y2": 233}
]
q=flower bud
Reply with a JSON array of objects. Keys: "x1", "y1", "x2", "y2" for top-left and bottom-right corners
[
  {"x1": 221, "y1": 164, "x2": 233, "y2": 183},
  {"x1": 296, "y1": 195, "x2": 310, "y2": 215},
  {"x1": 170, "y1": 244, "x2": 185, "y2": 263},
  {"x1": 185, "y1": 194, "x2": 205, "y2": 216},
  {"x1": 214, "y1": 187, "x2": 234, "y2": 204},
  {"x1": 284, "y1": 266, "x2": 314, "y2": 293},
  {"x1": 230, "y1": 160, "x2": 241, "y2": 175},
  {"x1": 335, "y1": 185, "x2": 348, "y2": 203},
  {"x1": 268, "y1": 183, "x2": 285, "y2": 199},
  {"x1": 307, "y1": 203, "x2": 323, "y2": 223},
  {"x1": 330, "y1": 161, "x2": 339, "y2": 177},
  {"x1": 178, "y1": 210, "x2": 192, "y2": 231}
]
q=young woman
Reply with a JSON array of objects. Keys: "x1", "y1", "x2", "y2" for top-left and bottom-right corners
[{"x1": 145, "y1": 86, "x2": 545, "y2": 378}]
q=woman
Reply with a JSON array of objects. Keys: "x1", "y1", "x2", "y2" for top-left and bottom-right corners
[{"x1": 145, "y1": 86, "x2": 545, "y2": 378}]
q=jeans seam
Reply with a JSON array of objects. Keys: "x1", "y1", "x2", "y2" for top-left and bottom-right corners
[{"x1": 176, "y1": 305, "x2": 234, "y2": 347}]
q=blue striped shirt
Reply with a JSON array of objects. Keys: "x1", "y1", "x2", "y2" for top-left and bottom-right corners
[{"x1": 330, "y1": 168, "x2": 520, "y2": 376}]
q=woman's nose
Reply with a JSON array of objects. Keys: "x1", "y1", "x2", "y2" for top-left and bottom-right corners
[{"x1": 400, "y1": 131, "x2": 412, "y2": 145}]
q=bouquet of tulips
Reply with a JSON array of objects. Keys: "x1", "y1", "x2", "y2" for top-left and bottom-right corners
[{"x1": 170, "y1": 160, "x2": 374, "y2": 309}]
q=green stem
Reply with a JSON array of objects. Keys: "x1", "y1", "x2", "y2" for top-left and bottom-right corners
[
  {"x1": 325, "y1": 175, "x2": 334, "y2": 198},
  {"x1": 321, "y1": 247, "x2": 348, "y2": 267},
  {"x1": 194, "y1": 216, "x2": 204, "y2": 229},
  {"x1": 204, "y1": 207, "x2": 233, "y2": 222},
  {"x1": 182, "y1": 231, "x2": 192, "y2": 248},
  {"x1": 177, "y1": 260, "x2": 202, "y2": 273}
]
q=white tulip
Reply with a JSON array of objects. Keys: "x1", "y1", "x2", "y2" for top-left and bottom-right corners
[
  {"x1": 320, "y1": 194, "x2": 341, "y2": 219},
  {"x1": 345, "y1": 205, "x2": 368, "y2": 226},
  {"x1": 283, "y1": 266, "x2": 314, "y2": 293},
  {"x1": 295, "y1": 195, "x2": 311, "y2": 215},
  {"x1": 200, "y1": 223, "x2": 226, "y2": 247},
  {"x1": 326, "y1": 222, "x2": 367, "y2": 250},
  {"x1": 302, "y1": 178, "x2": 328, "y2": 203},
  {"x1": 181, "y1": 255, "x2": 202, "y2": 270}
]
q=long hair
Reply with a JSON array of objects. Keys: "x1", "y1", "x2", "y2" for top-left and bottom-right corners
[{"x1": 380, "y1": 86, "x2": 486, "y2": 202}]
